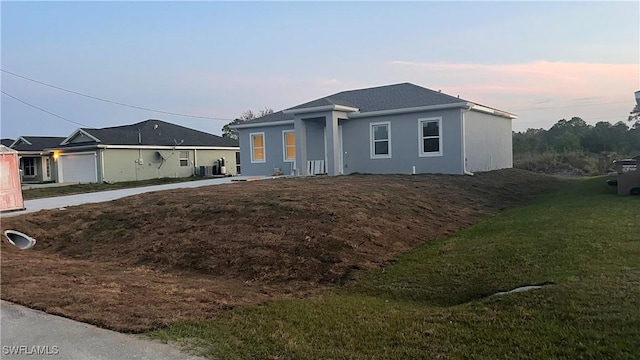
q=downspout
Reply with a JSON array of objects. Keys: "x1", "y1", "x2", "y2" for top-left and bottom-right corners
[
  {"x1": 462, "y1": 105, "x2": 474, "y2": 176},
  {"x1": 193, "y1": 149, "x2": 197, "y2": 176},
  {"x1": 100, "y1": 149, "x2": 106, "y2": 183}
]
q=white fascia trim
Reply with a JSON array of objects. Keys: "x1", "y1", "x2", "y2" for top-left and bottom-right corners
[
  {"x1": 418, "y1": 117, "x2": 444, "y2": 158},
  {"x1": 100, "y1": 145, "x2": 239, "y2": 150},
  {"x1": 58, "y1": 151, "x2": 98, "y2": 156},
  {"x1": 469, "y1": 104, "x2": 517, "y2": 119},
  {"x1": 60, "y1": 128, "x2": 101, "y2": 145},
  {"x1": 45, "y1": 145, "x2": 239, "y2": 151},
  {"x1": 369, "y1": 121, "x2": 392, "y2": 159},
  {"x1": 15, "y1": 151, "x2": 50, "y2": 156},
  {"x1": 10, "y1": 136, "x2": 32, "y2": 147},
  {"x1": 349, "y1": 102, "x2": 470, "y2": 119},
  {"x1": 233, "y1": 120, "x2": 294, "y2": 129},
  {"x1": 283, "y1": 104, "x2": 359, "y2": 115}
]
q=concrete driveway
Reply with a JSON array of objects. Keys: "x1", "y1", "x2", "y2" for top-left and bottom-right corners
[
  {"x1": 1, "y1": 301, "x2": 204, "y2": 360},
  {"x1": 3, "y1": 176, "x2": 272, "y2": 218}
]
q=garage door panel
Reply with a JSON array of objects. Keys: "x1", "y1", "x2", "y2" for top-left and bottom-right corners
[{"x1": 60, "y1": 153, "x2": 97, "y2": 183}]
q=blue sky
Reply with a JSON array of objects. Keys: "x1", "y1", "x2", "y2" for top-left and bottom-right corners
[{"x1": 1, "y1": 1, "x2": 638, "y2": 139}]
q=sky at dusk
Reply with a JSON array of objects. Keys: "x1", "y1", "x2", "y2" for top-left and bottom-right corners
[{"x1": 1, "y1": 1, "x2": 638, "y2": 139}]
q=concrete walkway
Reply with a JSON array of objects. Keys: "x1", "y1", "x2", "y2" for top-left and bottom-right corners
[
  {"x1": 3, "y1": 176, "x2": 272, "y2": 218},
  {"x1": 0, "y1": 301, "x2": 205, "y2": 360}
]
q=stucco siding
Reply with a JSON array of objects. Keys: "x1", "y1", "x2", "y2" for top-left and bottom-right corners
[
  {"x1": 238, "y1": 124, "x2": 295, "y2": 176},
  {"x1": 463, "y1": 110, "x2": 513, "y2": 172},
  {"x1": 101, "y1": 148, "x2": 237, "y2": 182},
  {"x1": 341, "y1": 109, "x2": 464, "y2": 175},
  {"x1": 305, "y1": 120, "x2": 325, "y2": 162},
  {"x1": 195, "y1": 150, "x2": 239, "y2": 176}
]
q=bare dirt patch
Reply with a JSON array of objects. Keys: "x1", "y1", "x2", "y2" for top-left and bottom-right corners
[{"x1": 1, "y1": 169, "x2": 566, "y2": 332}]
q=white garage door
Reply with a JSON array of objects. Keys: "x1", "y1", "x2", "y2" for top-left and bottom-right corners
[{"x1": 59, "y1": 153, "x2": 97, "y2": 183}]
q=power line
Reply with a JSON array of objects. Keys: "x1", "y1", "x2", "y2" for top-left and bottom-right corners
[
  {"x1": 1, "y1": 69, "x2": 234, "y2": 121},
  {"x1": 1, "y1": 90, "x2": 89, "y2": 127}
]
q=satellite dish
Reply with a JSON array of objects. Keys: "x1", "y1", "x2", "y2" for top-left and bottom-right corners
[{"x1": 4, "y1": 230, "x2": 36, "y2": 250}]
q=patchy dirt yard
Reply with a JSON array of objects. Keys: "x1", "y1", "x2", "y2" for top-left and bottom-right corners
[{"x1": 1, "y1": 169, "x2": 566, "y2": 332}]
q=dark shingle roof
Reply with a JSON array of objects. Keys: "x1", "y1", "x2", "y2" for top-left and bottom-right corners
[
  {"x1": 10, "y1": 136, "x2": 66, "y2": 151},
  {"x1": 287, "y1": 83, "x2": 466, "y2": 112},
  {"x1": 242, "y1": 83, "x2": 470, "y2": 125},
  {"x1": 235, "y1": 110, "x2": 294, "y2": 126},
  {"x1": 59, "y1": 119, "x2": 238, "y2": 148},
  {"x1": 1, "y1": 139, "x2": 15, "y2": 147}
]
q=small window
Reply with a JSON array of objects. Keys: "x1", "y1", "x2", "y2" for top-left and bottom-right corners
[
  {"x1": 179, "y1": 151, "x2": 189, "y2": 166},
  {"x1": 370, "y1": 122, "x2": 391, "y2": 159},
  {"x1": 45, "y1": 158, "x2": 51, "y2": 177},
  {"x1": 250, "y1": 133, "x2": 265, "y2": 163},
  {"x1": 418, "y1": 118, "x2": 442, "y2": 157},
  {"x1": 283, "y1": 131, "x2": 296, "y2": 161},
  {"x1": 22, "y1": 158, "x2": 36, "y2": 177},
  {"x1": 235, "y1": 151, "x2": 241, "y2": 174}
]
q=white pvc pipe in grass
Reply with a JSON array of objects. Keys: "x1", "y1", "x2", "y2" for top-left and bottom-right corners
[{"x1": 4, "y1": 230, "x2": 36, "y2": 250}]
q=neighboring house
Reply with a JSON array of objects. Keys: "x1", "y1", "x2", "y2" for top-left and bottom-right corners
[
  {"x1": 46, "y1": 119, "x2": 240, "y2": 183},
  {"x1": 10, "y1": 136, "x2": 65, "y2": 183},
  {"x1": 234, "y1": 82, "x2": 517, "y2": 176}
]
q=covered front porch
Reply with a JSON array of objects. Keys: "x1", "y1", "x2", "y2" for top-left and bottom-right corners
[
  {"x1": 18, "y1": 154, "x2": 54, "y2": 183},
  {"x1": 284, "y1": 105, "x2": 357, "y2": 176}
]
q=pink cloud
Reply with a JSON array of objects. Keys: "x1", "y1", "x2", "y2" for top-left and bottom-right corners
[{"x1": 390, "y1": 60, "x2": 638, "y2": 99}]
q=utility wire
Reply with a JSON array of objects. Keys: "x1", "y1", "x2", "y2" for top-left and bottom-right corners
[
  {"x1": 1, "y1": 69, "x2": 233, "y2": 121},
  {"x1": 1, "y1": 90, "x2": 89, "y2": 127}
]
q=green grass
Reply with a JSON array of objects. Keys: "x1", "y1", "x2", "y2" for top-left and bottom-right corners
[
  {"x1": 21, "y1": 177, "x2": 213, "y2": 200},
  {"x1": 148, "y1": 178, "x2": 640, "y2": 359}
]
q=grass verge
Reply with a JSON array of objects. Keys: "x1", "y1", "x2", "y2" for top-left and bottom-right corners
[
  {"x1": 148, "y1": 177, "x2": 640, "y2": 359},
  {"x1": 21, "y1": 176, "x2": 215, "y2": 200}
]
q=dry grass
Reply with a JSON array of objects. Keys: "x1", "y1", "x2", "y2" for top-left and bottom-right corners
[{"x1": 1, "y1": 169, "x2": 565, "y2": 332}]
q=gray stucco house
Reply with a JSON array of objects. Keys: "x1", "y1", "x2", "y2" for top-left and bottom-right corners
[{"x1": 235, "y1": 83, "x2": 516, "y2": 176}]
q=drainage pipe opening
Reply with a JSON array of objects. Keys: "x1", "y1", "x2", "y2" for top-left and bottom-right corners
[{"x1": 4, "y1": 230, "x2": 37, "y2": 250}]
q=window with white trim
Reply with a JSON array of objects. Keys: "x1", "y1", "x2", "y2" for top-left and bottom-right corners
[
  {"x1": 179, "y1": 151, "x2": 189, "y2": 166},
  {"x1": 418, "y1": 118, "x2": 442, "y2": 156},
  {"x1": 283, "y1": 130, "x2": 296, "y2": 161},
  {"x1": 22, "y1": 158, "x2": 36, "y2": 177},
  {"x1": 250, "y1": 132, "x2": 266, "y2": 163},
  {"x1": 370, "y1": 121, "x2": 391, "y2": 159}
]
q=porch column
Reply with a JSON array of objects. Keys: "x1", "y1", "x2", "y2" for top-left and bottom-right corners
[
  {"x1": 294, "y1": 117, "x2": 308, "y2": 175},
  {"x1": 325, "y1": 112, "x2": 340, "y2": 176}
]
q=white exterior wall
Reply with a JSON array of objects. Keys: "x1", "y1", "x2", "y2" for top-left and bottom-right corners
[{"x1": 463, "y1": 110, "x2": 513, "y2": 172}]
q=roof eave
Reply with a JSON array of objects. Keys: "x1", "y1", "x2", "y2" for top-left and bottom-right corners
[
  {"x1": 283, "y1": 104, "x2": 359, "y2": 115},
  {"x1": 348, "y1": 102, "x2": 471, "y2": 119},
  {"x1": 233, "y1": 120, "x2": 295, "y2": 129},
  {"x1": 469, "y1": 104, "x2": 518, "y2": 119},
  {"x1": 60, "y1": 128, "x2": 101, "y2": 145}
]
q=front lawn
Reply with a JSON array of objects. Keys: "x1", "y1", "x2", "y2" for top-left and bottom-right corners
[{"x1": 149, "y1": 177, "x2": 640, "y2": 359}]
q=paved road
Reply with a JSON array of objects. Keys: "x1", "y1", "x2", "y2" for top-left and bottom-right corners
[
  {"x1": 0, "y1": 301, "x2": 205, "y2": 360},
  {"x1": 3, "y1": 176, "x2": 270, "y2": 218}
]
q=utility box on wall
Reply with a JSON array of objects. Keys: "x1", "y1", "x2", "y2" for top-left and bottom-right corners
[{"x1": 0, "y1": 145, "x2": 25, "y2": 212}]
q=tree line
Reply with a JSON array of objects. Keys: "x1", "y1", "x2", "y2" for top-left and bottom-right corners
[{"x1": 513, "y1": 117, "x2": 640, "y2": 156}]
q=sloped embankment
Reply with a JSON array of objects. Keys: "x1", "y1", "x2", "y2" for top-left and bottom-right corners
[{"x1": 1, "y1": 169, "x2": 566, "y2": 332}]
